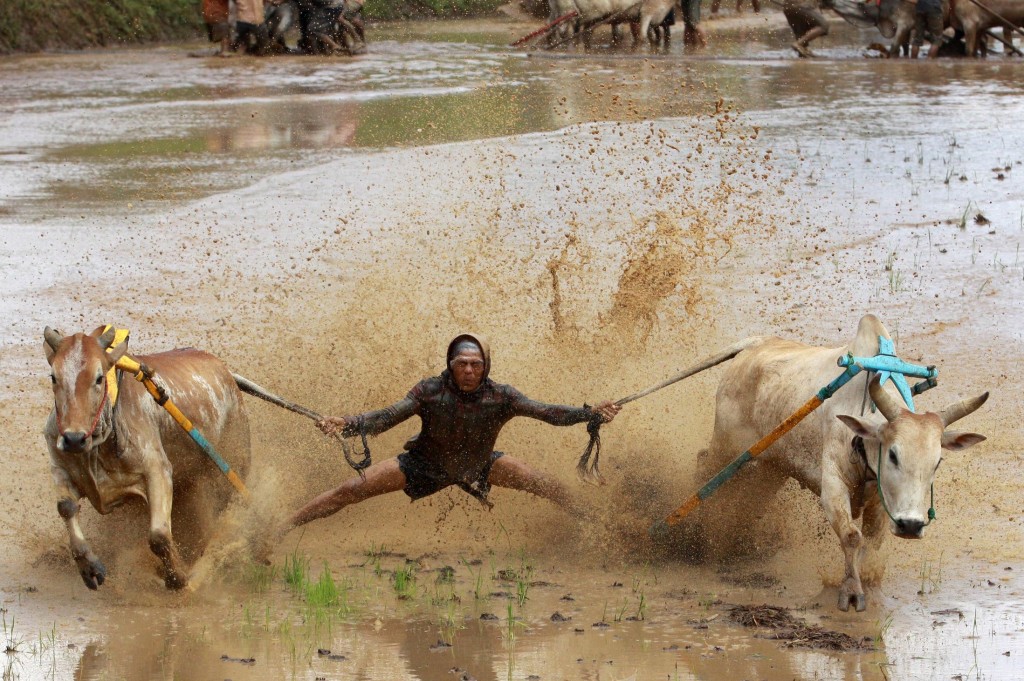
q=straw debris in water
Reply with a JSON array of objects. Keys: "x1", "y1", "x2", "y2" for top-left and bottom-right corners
[{"x1": 728, "y1": 604, "x2": 874, "y2": 651}]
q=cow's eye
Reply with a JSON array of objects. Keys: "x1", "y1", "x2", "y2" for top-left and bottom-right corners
[
  {"x1": 95, "y1": 374, "x2": 103, "y2": 386},
  {"x1": 50, "y1": 374, "x2": 56, "y2": 385},
  {"x1": 888, "y1": 448, "x2": 899, "y2": 467}
]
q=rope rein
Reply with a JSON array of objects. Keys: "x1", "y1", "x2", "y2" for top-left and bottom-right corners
[
  {"x1": 577, "y1": 408, "x2": 605, "y2": 483},
  {"x1": 340, "y1": 416, "x2": 372, "y2": 479}
]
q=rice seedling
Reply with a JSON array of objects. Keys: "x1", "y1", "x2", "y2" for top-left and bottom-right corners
[
  {"x1": 460, "y1": 557, "x2": 484, "y2": 600},
  {"x1": 2, "y1": 613, "x2": 23, "y2": 655},
  {"x1": 306, "y1": 563, "x2": 342, "y2": 609},
  {"x1": 875, "y1": 610, "x2": 894, "y2": 645},
  {"x1": 365, "y1": 541, "x2": 390, "y2": 559},
  {"x1": 515, "y1": 570, "x2": 532, "y2": 607},
  {"x1": 917, "y1": 554, "x2": 942, "y2": 594},
  {"x1": 283, "y1": 550, "x2": 310, "y2": 593},
  {"x1": 958, "y1": 201, "x2": 974, "y2": 230},
  {"x1": 636, "y1": 591, "x2": 647, "y2": 621},
  {"x1": 35, "y1": 623, "x2": 57, "y2": 657},
  {"x1": 888, "y1": 267, "x2": 904, "y2": 294},
  {"x1": 393, "y1": 564, "x2": 417, "y2": 600},
  {"x1": 503, "y1": 600, "x2": 525, "y2": 643},
  {"x1": 243, "y1": 560, "x2": 278, "y2": 594}
]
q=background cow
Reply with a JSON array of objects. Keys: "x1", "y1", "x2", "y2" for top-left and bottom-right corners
[
  {"x1": 952, "y1": 0, "x2": 1023, "y2": 55},
  {"x1": 687, "y1": 315, "x2": 987, "y2": 611},
  {"x1": 43, "y1": 327, "x2": 251, "y2": 590},
  {"x1": 548, "y1": 0, "x2": 677, "y2": 48}
]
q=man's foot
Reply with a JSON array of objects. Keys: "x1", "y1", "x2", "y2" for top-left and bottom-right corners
[{"x1": 791, "y1": 41, "x2": 813, "y2": 58}]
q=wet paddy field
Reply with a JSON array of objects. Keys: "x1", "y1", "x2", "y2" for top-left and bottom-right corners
[{"x1": 1, "y1": 13, "x2": 1023, "y2": 681}]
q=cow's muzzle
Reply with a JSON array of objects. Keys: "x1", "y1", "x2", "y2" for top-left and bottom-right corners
[
  {"x1": 60, "y1": 430, "x2": 89, "y2": 453},
  {"x1": 894, "y1": 517, "x2": 925, "y2": 539}
]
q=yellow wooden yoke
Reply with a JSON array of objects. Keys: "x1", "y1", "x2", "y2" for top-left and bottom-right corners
[{"x1": 103, "y1": 327, "x2": 250, "y2": 501}]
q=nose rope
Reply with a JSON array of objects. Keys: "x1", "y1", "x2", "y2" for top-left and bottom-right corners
[
  {"x1": 55, "y1": 376, "x2": 109, "y2": 442},
  {"x1": 876, "y1": 444, "x2": 936, "y2": 528}
]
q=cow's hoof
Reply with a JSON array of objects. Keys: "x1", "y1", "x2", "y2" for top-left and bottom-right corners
[
  {"x1": 79, "y1": 559, "x2": 107, "y2": 590},
  {"x1": 164, "y1": 572, "x2": 189, "y2": 590},
  {"x1": 837, "y1": 590, "x2": 867, "y2": 612}
]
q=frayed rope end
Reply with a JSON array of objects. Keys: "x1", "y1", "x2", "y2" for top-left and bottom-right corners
[{"x1": 576, "y1": 415, "x2": 605, "y2": 486}]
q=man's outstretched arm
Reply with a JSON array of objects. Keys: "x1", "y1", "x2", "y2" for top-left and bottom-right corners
[
  {"x1": 508, "y1": 388, "x2": 620, "y2": 425},
  {"x1": 318, "y1": 395, "x2": 418, "y2": 437}
]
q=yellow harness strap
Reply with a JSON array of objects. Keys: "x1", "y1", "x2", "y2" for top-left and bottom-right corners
[{"x1": 101, "y1": 325, "x2": 131, "y2": 407}]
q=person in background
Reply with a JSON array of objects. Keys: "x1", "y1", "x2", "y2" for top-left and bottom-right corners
[
  {"x1": 202, "y1": 0, "x2": 231, "y2": 56},
  {"x1": 908, "y1": 0, "x2": 944, "y2": 58},
  {"x1": 783, "y1": 0, "x2": 830, "y2": 57}
]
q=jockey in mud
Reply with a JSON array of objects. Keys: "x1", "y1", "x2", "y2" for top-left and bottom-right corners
[{"x1": 285, "y1": 333, "x2": 620, "y2": 529}]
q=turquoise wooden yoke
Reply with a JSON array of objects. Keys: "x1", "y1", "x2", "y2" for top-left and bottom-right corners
[{"x1": 837, "y1": 336, "x2": 939, "y2": 411}]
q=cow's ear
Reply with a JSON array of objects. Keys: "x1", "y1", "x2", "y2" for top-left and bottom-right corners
[
  {"x1": 836, "y1": 414, "x2": 882, "y2": 439},
  {"x1": 940, "y1": 431, "x2": 986, "y2": 451}
]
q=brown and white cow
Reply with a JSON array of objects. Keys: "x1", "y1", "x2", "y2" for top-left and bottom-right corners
[
  {"x1": 952, "y1": 0, "x2": 1024, "y2": 56},
  {"x1": 693, "y1": 315, "x2": 987, "y2": 611},
  {"x1": 43, "y1": 326, "x2": 250, "y2": 590}
]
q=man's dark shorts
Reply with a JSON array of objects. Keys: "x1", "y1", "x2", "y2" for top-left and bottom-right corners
[
  {"x1": 398, "y1": 451, "x2": 504, "y2": 501},
  {"x1": 912, "y1": 0, "x2": 944, "y2": 47}
]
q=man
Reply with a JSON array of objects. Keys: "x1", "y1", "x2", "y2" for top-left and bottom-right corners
[
  {"x1": 681, "y1": 0, "x2": 708, "y2": 48},
  {"x1": 233, "y1": 0, "x2": 268, "y2": 54},
  {"x1": 285, "y1": 333, "x2": 620, "y2": 530},
  {"x1": 783, "y1": 0, "x2": 830, "y2": 57},
  {"x1": 907, "y1": 0, "x2": 944, "y2": 58},
  {"x1": 202, "y1": 0, "x2": 231, "y2": 56}
]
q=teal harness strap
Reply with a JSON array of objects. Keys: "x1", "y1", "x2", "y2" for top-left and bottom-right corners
[{"x1": 875, "y1": 444, "x2": 936, "y2": 526}]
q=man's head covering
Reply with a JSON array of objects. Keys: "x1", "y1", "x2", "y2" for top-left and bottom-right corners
[{"x1": 446, "y1": 332, "x2": 491, "y2": 381}]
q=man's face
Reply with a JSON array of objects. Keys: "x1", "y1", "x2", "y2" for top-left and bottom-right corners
[{"x1": 451, "y1": 346, "x2": 485, "y2": 392}]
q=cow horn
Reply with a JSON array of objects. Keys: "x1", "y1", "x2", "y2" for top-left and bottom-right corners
[
  {"x1": 44, "y1": 327, "x2": 64, "y2": 350},
  {"x1": 97, "y1": 327, "x2": 116, "y2": 349},
  {"x1": 868, "y1": 375, "x2": 903, "y2": 422},
  {"x1": 938, "y1": 392, "x2": 989, "y2": 428}
]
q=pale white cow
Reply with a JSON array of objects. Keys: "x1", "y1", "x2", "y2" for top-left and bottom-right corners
[
  {"x1": 548, "y1": 0, "x2": 677, "y2": 48},
  {"x1": 693, "y1": 315, "x2": 987, "y2": 611}
]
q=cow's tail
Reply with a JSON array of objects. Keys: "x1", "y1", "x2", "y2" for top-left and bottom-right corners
[
  {"x1": 615, "y1": 335, "x2": 766, "y2": 407},
  {"x1": 577, "y1": 335, "x2": 766, "y2": 483},
  {"x1": 232, "y1": 373, "x2": 322, "y2": 422}
]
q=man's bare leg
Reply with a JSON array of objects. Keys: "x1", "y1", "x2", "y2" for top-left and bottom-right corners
[
  {"x1": 286, "y1": 458, "x2": 407, "y2": 530},
  {"x1": 488, "y1": 456, "x2": 576, "y2": 512}
]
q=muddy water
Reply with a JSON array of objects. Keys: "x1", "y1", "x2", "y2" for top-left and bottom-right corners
[{"x1": 1, "y1": 13, "x2": 1023, "y2": 681}]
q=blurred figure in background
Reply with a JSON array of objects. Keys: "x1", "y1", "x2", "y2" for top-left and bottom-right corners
[{"x1": 203, "y1": 0, "x2": 231, "y2": 55}]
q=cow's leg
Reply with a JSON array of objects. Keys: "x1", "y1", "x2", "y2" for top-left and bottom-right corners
[
  {"x1": 821, "y1": 459, "x2": 867, "y2": 611},
  {"x1": 145, "y1": 456, "x2": 188, "y2": 589},
  {"x1": 53, "y1": 472, "x2": 106, "y2": 589},
  {"x1": 858, "y1": 491, "x2": 888, "y2": 587},
  {"x1": 964, "y1": 24, "x2": 979, "y2": 57},
  {"x1": 638, "y1": 16, "x2": 654, "y2": 47},
  {"x1": 889, "y1": 25, "x2": 910, "y2": 57}
]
